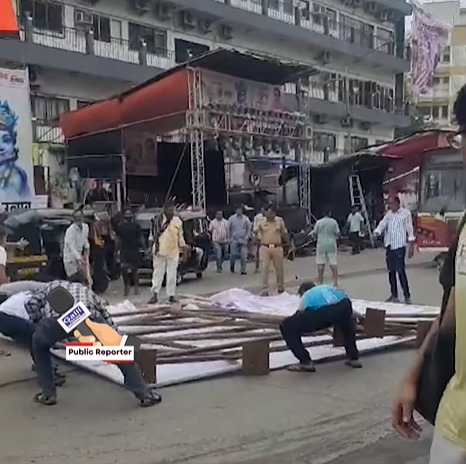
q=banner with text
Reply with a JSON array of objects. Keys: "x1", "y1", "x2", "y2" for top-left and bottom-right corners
[
  {"x1": 201, "y1": 70, "x2": 284, "y2": 112},
  {"x1": 0, "y1": 67, "x2": 34, "y2": 209},
  {"x1": 411, "y1": 5, "x2": 450, "y2": 96}
]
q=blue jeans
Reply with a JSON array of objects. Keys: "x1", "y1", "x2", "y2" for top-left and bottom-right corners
[
  {"x1": 230, "y1": 241, "x2": 247, "y2": 273},
  {"x1": 385, "y1": 246, "x2": 411, "y2": 299},
  {"x1": 0, "y1": 313, "x2": 35, "y2": 353},
  {"x1": 212, "y1": 242, "x2": 228, "y2": 271}
]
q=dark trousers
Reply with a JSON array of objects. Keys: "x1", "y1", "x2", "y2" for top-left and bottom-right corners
[
  {"x1": 280, "y1": 298, "x2": 359, "y2": 364},
  {"x1": 121, "y1": 250, "x2": 140, "y2": 289},
  {"x1": 0, "y1": 313, "x2": 35, "y2": 353},
  {"x1": 349, "y1": 232, "x2": 361, "y2": 254},
  {"x1": 32, "y1": 317, "x2": 150, "y2": 398},
  {"x1": 385, "y1": 246, "x2": 410, "y2": 299}
]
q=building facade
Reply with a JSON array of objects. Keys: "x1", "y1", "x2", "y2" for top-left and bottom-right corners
[
  {"x1": 416, "y1": 0, "x2": 466, "y2": 129},
  {"x1": 1, "y1": 0, "x2": 411, "y2": 175}
]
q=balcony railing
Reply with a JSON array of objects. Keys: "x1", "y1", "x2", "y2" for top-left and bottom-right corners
[
  {"x1": 33, "y1": 122, "x2": 64, "y2": 144},
  {"x1": 19, "y1": 18, "x2": 175, "y2": 70}
]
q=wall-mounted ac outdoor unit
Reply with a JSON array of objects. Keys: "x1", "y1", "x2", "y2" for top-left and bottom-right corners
[
  {"x1": 198, "y1": 18, "x2": 213, "y2": 34},
  {"x1": 219, "y1": 24, "x2": 233, "y2": 40},
  {"x1": 181, "y1": 10, "x2": 196, "y2": 29},
  {"x1": 154, "y1": 2, "x2": 172, "y2": 21},
  {"x1": 75, "y1": 10, "x2": 93, "y2": 26}
]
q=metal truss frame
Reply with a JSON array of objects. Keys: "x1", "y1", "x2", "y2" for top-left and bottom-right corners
[
  {"x1": 186, "y1": 67, "x2": 206, "y2": 213},
  {"x1": 186, "y1": 66, "x2": 314, "y2": 219}
]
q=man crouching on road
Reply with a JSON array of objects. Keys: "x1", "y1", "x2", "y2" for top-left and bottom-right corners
[
  {"x1": 280, "y1": 281, "x2": 362, "y2": 372},
  {"x1": 24, "y1": 278, "x2": 161, "y2": 407}
]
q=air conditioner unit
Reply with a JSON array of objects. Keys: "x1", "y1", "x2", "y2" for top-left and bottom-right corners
[
  {"x1": 313, "y1": 114, "x2": 327, "y2": 125},
  {"x1": 378, "y1": 9, "x2": 394, "y2": 22},
  {"x1": 181, "y1": 10, "x2": 196, "y2": 29},
  {"x1": 304, "y1": 125, "x2": 313, "y2": 138},
  {"x1": 360, "y1": 121, "x2": 370, "y2": 131},
  {"x1": 219, "y1": 24, "x2": 233, "y2": 40},
  {"x1": 198, "y1": 18, "x2": 213, "y2": 34},
  {"x1": 154, "y1": 2, "x2": 172, "y2": 21},
  {"x1": 341, "y1": 116, "x2": 353, "y2": 128},
  {"x1": 75, "y1": 10, "x2": 93, "y2": 25},
  {"x1": 363, "y1": 2, "x2": 378, "y2": 14},
  {"x1": 128, "y1": 0, "x2": 149, "y2": 14}
]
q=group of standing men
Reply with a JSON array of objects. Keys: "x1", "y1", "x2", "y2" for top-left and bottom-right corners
[{"x1": 209, "y1": 204, "x2": 289, "y2": 296}]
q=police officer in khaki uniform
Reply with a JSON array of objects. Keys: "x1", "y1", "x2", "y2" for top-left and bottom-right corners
[{"x1": 254, "y1": 204, "x2": 288, "y2": 296}]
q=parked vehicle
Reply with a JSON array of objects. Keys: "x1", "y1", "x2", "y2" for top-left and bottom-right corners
[
  {"x1": 134, "y1": 209, "x2": 211, "y2": 284},
  {"x1": 416, "y1": 148, "x2": 463, "y2": 268}
]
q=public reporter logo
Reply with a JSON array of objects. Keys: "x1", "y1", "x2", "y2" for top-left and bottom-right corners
[{"x1": 65, "y1": 344, "x2": 135, "y2": 363}]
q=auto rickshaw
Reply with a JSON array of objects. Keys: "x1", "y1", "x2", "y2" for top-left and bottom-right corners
[
  {"x1": 2, "y1": 208, "x2": 118, "y2": 293},
  {"x1": 133, "y1": 209, "x2": 211, "y2": 284}
]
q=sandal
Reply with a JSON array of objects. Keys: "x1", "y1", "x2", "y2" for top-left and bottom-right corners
[
  {"x1": 286, "y1": 363, "x2": 316, "y2": 373},
  {"x1": 33, "y1": 392, "x2": 57, "y2": 406},
  {"x1": 139, "y1": 390, "x2": 162, "y2": 408}
]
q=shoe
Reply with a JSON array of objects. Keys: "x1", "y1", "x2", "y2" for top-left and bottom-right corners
[
  {"x1": 260, "y1": 290, "x2": 269, "y2": 297},
  {"x1": 345, "y1": 360, "x2": 362, "y2": 369},
  {"x1": 405, "y1": 297, "x2": 412, "y2": 305},
  {"x1": 277, "y1": 289, "x2": 285, "y2": 294},
  {"x1": 230, "y1": 268, "x2": 235, "y2": 274},
  {"x1": 386, "y1": 296, "x2": 399, "y2": 303},
  {"x1": 241, "y1": 271, "x2": 247, "y2": 275},
  {"x1": 217, "y1": 269, "x2": 222, "y2": 273},
  {"x1": 148, "y1": 293, "x2": 158, "y2": 304},
  {"x1": 168, "y1": 296, "x2": 177, "y2": 303}
]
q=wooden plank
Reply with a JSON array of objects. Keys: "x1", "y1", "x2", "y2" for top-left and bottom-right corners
[{"x1": 242, "y1": 340, "x2": 270, "y2": 376}]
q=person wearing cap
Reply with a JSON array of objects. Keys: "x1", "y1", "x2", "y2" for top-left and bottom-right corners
[{"x1": 254, "y1": 204, "x2": 288, "y2": 296}]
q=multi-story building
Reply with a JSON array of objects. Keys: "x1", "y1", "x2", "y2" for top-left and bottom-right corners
[
  {"x1": 415, "y1": 0, "x2": 466, "y2": 129},
  {"x1": 1, "y1": 0, "x2": 410, "y2": 173}
]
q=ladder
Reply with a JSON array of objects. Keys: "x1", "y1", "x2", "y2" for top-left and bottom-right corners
[{"x1": 348, "y1": 174, "x2": 375, "y2": 247}]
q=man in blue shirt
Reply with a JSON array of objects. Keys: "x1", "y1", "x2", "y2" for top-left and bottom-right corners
[{"x1": 279, "y1": 281, "x2": 361, "y2": 372}]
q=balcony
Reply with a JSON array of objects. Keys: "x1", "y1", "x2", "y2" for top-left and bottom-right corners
[
  {"x1": 163, "y1": 0, "x2": 409, "y2": 73},
  {"x1": 0, "y1": 20, "x2": 172, "y2": 83}
]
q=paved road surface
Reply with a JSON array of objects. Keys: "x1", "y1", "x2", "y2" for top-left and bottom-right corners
[{"x1": 0, "y1": 259, "x2": 442, "y2": 463}]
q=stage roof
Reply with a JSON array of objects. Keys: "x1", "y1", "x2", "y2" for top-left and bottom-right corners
[{"x1": 60, "y1": 49, "x2": 317, "y2": 141}]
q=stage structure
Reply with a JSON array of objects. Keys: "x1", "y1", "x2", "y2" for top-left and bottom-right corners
[{"x1": 60, "y1": 50, "x2": 317, "y2": 217}]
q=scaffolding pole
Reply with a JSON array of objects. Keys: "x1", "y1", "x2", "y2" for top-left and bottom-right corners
[{"x1": 187, "y1": 67, "x2": 206, "y2": 214}]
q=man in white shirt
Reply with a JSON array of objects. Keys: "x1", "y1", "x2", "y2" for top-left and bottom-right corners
[
  {"x1": 374, "y1": 196, "x2": 415, "y2": 304},
  {"x1": 0, "y1": 291, "x2": 35, "y2": 347},
  {"x1": 0, "y1": 226, "x2": 8, "y2": 284},
  {"x1": 63, "y1": 211, "x2": 90, "y2": 284},
  {"x1": 209, "y1": 210, "x2": 229, "y2": 273},
  {"x1": 346, "y1": 206, "x2": 364, "y2": 255}
]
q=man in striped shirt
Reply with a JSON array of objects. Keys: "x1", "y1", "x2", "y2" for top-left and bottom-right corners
[
  {"x1": 374, "y1": 196, "x2": 415, "y2": 304},
  {"x1": 209, "y1": 210, "x2": 229, "y2": 273}
]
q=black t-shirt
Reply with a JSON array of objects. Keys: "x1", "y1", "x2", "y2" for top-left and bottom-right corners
[{"x1": 117, "y1": 221, "x2": 141, "y2": 251}]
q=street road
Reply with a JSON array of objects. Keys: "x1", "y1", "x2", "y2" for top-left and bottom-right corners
[{"x1": 0, "y1": 253, "x2": 442, "y2": 463}]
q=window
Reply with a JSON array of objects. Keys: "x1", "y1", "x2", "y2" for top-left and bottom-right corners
[
  {"x1": 432, "y1": 106, "x2": 439, "y2": 118},
  {"x1": 174, "y1": 38, "x2": 209, "y2": 63},
  {"x1": 269, "y1": 0, "x2": 279, "y2": 9},
  {"x1": 441, "y1": 105, "x2": 449, "y2": 118},
  {"x1": 345, "y1": 136, "x2": 368, "y2": 151},
  {"x1": 111, "y1": 19, "x2": 122, "y2": 39},
  {"x1": 312, "y1": 3, "x2": 337, "y2": 30},
  {"x1": 443, "y1": 77, "x2": 450, "y2": 85},
  {"x1": 377, "y1": 27, "x2": 394, "y2": 54},
  {"x1": 31, "y1": 95, "x2": 70, "y2": 123},
  {"x1": 92, "y1": 13, "x2": 111, "y2": 42},
  {"x1": 433, "y1": 77, "x2": 440, "y2": 85},
  {"x1": 442, "y1": 46, "x2": 450, "y2": 62},
  {"x1": 128, "y1": 23, "x2": 168, "y2": 56},
  {"x1": 283, "y1": 0, "x2": 293, "y2": 14},
  {"x1": 20, "y1": 0, "x2": 63, "y2": 33},
  {"x1": 313, "y1": 132, "x2": 336, "y2": 152},
  {"x1": 419, "y1": 106, "x2": 431, "y2": 116}
]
